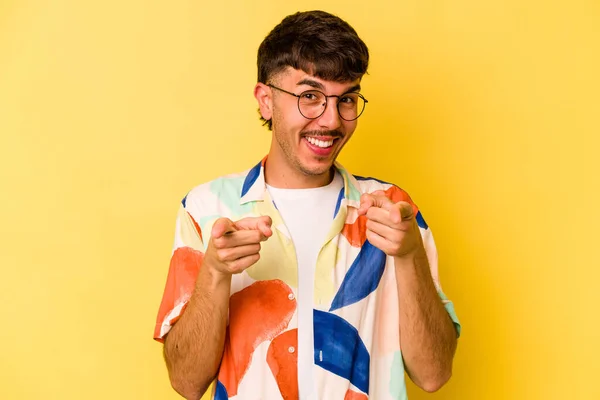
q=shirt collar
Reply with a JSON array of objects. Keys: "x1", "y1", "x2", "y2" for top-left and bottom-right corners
[{"x1": 239, "y1": 156, "x2": 363, "y2": 208}]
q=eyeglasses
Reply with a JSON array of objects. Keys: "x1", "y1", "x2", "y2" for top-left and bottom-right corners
[{"x1": 267, "y1": 84, "x2": 368, "y2": 121}]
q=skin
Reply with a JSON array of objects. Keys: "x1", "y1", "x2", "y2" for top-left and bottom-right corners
[
  {"x1": 357, "y1": 192, "x2": 458, "y2": 392},
  {"x1": 164, "y1": 217, "x2": 273, "y2": 399},
  {"x1": 163, "y1": 67, "x2": 457, "y2": 398},
  {"x1": 254, "y1": 67, "x2": 360, "y2": 189}
]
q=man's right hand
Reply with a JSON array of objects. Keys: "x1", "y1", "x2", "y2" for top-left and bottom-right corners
[{"x1": 203, "y1": 216, "x2": 273, "y2": 277}]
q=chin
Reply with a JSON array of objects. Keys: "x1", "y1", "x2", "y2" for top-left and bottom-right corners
[{"x1": 300, "y1": 162, "x2": 333, "y2": 177}]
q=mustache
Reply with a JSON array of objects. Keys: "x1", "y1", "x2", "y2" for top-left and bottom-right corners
[{"x1": 301, "y1": 130, "x2": 343, "y2": 138}]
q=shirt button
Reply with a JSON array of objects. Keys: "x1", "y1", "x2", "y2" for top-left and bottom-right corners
[
  {"x1": 288, "y1": 293, "x2": 295, "y2": 300},
  {"x1": 288, "y1": 346, "x2": 295, "y2": 353}
]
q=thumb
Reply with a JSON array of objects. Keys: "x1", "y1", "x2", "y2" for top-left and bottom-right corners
[{"x1": 212, "y1": 218, "x2": 236, "y2": 239}]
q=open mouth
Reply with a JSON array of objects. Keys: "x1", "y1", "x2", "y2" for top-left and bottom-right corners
[{"x1": 305, "y1": 136, "x2": 335, "y2": 148}]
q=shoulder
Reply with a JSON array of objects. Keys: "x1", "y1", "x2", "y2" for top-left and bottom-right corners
[{"x1": 180, "y1": 165, "x2": 257, "y2": 215}]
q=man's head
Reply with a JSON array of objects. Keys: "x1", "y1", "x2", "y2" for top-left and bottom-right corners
[
  {"x1": 254, "y1": 11, "x2": 370, "y2": 184},
  {"x1": 256, "y1": 10, "x2": 369, "y2": 130}
]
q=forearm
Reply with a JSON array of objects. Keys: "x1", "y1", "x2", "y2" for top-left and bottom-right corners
[
  {"x1": 396, "y1": 248, "x2": 457, "y2": 392},
  {"x1": 164, "y1": 264, "x2": 231, "y2": 400}
]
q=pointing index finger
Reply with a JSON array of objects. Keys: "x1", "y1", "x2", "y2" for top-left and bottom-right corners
[
  {"x1": 398, "y1": 201, "x2": 414, "y2": 220},
  {"x1": 235, "y1": 216, "x2": 273, "y2": 238}
]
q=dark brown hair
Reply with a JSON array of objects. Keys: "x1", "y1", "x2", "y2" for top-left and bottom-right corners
[{"x1": 257, "y1": 10, "x2": 370, "y2": 129}]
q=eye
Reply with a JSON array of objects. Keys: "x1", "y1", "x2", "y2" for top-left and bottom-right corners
[
  {"x1": 340, "y1": 94, "x2": 357, "y2": 104},
  {"x1": 301, "y1": 92, "x2": 318, "y2": 101}
]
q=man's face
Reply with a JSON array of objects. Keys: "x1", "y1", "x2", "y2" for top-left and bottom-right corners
[{"x1": 267, "y1": 68, "x2": 362, "y2": 179}]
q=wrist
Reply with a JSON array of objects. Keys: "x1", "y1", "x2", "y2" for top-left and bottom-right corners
[
  {"x1": 394, "y1": 245, "x2": 427, "y2": 269},
  {"x1": 199, "y1": 259, "x2": 232, "y2": 290}
]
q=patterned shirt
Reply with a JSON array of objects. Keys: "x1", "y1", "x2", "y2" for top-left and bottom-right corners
[{"x1": 154, "y1": 158, "x2": 461, "y2": 400}]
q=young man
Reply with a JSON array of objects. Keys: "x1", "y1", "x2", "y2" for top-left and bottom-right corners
[{"x1": 154, "y1": 10, "x2": 460, "y2": 400}]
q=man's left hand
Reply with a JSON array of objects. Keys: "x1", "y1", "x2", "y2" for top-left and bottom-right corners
[{"x1": 357, "y1": 190, "x2": 422, "y2": 258}]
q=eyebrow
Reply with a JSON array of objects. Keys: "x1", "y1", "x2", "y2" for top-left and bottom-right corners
[
  {"x1": 346, "y1": 84, "x2": 362, "y2": 93},
  {"x1": 296, "y1": 78, "x2": 361, "y2": 94}
]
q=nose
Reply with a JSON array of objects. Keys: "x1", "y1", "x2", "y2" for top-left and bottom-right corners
[{"x1": 316, "y1": 97, "x2": 342, "y2": 130}]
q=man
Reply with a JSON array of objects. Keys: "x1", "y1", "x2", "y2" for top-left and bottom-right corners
[{"x1": 154, "y1": 10, "x2": 460, "y2": 400}]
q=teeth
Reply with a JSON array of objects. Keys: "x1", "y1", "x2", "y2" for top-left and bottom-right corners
[{"x1": 306, "y1": 137, "x2": 334, "y2": 148}]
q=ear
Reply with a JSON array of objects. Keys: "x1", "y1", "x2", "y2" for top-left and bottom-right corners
[{"x1": 254, "y1": 83, "x2": 273, "y2": 121}]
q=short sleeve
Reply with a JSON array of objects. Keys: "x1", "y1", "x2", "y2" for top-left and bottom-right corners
[
  {"x1": 153, "y1": 203, "x2": 205, "y2": 342},
  {"x1": 418, "y1": 212, "x2": 462, "y2": 338}
]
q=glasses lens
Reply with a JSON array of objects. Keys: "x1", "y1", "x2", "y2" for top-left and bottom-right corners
[
  {"x1": 338, "y1": 93, "x2": 365, "y2": 121},
  {"x1": 298, "y1": 90, "x2": 367, "y2": 120},
  {"x1": 298, "y1": 90, "x2": 326, "y2": 119}
]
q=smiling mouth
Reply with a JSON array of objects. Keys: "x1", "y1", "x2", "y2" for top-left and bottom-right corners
[{"x1": 305, "y1": 136, "x2": 335, "y2": 148}]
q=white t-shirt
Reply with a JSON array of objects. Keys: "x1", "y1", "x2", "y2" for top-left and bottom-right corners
[{"x1": 267, "y1": 171, "x2": 344, "y2": 400}]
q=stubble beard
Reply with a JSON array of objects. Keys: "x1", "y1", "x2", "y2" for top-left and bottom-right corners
[
  {"x1": 275, "y1": 128, "x2": 330, "y2": 177},
  {"x1": 272, "y1": 109, "x2": 343, "y2": 178}
]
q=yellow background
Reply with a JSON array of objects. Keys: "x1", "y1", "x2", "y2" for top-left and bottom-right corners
[{"x1": 1, "y1": 0, "x2": 598, "y2": 399}]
